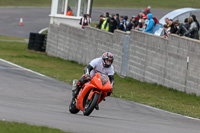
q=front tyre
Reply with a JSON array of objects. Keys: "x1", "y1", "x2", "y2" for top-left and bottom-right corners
[
  {"x1": 69, "y1": 99, "x2": 80, "y2": 114},
  {"x1": 83, "y1": 93, "x2": 100, "y2": 116}
]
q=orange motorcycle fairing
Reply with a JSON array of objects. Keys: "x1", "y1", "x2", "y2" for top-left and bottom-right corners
[
  {"x1": 73, "y1": 72, "x2": 113, "y2": 115},
  {"x1": 76, "y1": 83, "x2": 96, "y2": 111}
]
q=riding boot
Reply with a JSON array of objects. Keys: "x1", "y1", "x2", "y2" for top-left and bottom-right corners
[
  {"x1": 73, "y1": 74, "x2": 91, "y2": 99},
  {"x1": 95, "y1": 104, "x2": 99, "y2": 110},
  {"x1": 73, "y1": 86, "x2": 82, "y2": 99}
]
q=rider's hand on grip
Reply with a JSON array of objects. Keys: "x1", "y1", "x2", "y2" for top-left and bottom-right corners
[
  {"x1": 107, "y1": 91, "x2": 112, "y2": 96},
  {"x1": 85, "y1": 74, "x2": 92, "y2": 81}
]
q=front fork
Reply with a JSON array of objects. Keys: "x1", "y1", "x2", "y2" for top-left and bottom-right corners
[{"x1": 88, "y1": 89, "x2": 107, "y2": 105}]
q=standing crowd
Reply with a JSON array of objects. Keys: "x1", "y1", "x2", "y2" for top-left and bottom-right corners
[
  {"x1": 163, "y1": 15, "x2": 199, "y2": 40},
  {"x1": 78, "y1": 6, "x2": 200, "y2": 40},
  {"x1": 95, "y1": 7, "x2": 158, "y2": 34},
  {"x1": 92, "y1": 7, "x2": 199, "y2": 40}
]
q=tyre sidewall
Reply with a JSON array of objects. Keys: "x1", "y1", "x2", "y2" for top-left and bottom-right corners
[{"x1": 83, "y1": 93, "x2": 100, "y2": 116}]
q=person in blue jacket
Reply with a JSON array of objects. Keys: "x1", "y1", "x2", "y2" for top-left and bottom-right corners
[{"x1": 145, "y1": 13, "x2": 154, "y2": 33}]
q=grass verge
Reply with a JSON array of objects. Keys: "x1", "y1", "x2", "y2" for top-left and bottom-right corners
[
  {"x1": 0, "y1": 0, "x2": 51, "y2": 7},
  {"x1": 90, "y1": 22, "x2": 98, "y2": 28},
  {"x1": 0, "y1": 120, "x2": 70, "y2": 133},
  {"x1": 0, "y1": 35, "x2": 28, "y2": 41},
  {"x1": 93, "y1": 0, "x2": 200, "y2": 9},
  {"x1": 0, "y1": 0, "x2": 199, "y2": 9},
  {"x1": 0, "y1": 37, "x2": 200, "y2": 121}
]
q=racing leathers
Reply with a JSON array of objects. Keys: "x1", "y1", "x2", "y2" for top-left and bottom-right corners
[{"x1": 74, "y1": 57, "x2": 114, "y2": 98}]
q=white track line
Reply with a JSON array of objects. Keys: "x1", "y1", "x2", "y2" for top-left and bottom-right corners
[
  {"x1": 38, "y1": 27, "x2": 48, "y2": 34},
  {"x1": 131, "y1": 99, "x2": 200, "y2": 121},
  {"x1": 0, "y1": 67, "x2": 24, "y2": 70},
  {"x1": 0, "y1": 58, "x2": 50, "y2": 79}
]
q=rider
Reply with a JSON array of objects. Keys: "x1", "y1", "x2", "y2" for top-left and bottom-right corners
[{"x1": 73, "y1": 52, "x2": 115, "y2": 103}]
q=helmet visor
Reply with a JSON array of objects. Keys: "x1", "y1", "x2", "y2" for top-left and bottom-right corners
[{"x1": 105, "y1": 59, "x2": 112, "y2": 65}]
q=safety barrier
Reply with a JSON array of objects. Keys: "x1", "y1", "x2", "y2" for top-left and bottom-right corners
[{"x1": 28, "y1": 33, "x2": 47, "y2": 52}]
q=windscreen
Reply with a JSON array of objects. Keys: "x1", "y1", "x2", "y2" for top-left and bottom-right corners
[{"x1": 100, "y1": 73, "x2": 109, "y2": 86}]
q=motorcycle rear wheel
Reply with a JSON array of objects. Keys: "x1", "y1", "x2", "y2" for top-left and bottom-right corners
[
  {"x1": 83, "y1": 92, "x2": 100, "y2": 116},
  {"x1": 69, "y1": 99, "x2": 80, "y2": 114}
]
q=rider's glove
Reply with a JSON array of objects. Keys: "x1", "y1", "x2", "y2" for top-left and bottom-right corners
[
  {"x1": 107, "y1": 90, "x2": 112, "y2": 96},
  {"x1": 85, "y1": 74, "x2": 92, "y2": 81}
]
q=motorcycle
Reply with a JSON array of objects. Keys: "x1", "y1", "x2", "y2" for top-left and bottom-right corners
[{"x1": 69, "y1": 72, "x2": 112, "y2": 116}]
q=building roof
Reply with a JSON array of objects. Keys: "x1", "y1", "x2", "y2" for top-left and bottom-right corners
[{"x1": 159, "y1": 8, "x2": 200, "y2": 25}]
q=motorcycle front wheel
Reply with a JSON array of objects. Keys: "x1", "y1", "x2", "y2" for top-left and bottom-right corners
[{"x1": 83, "y1": 92, "x2": 100, "y2": 116}]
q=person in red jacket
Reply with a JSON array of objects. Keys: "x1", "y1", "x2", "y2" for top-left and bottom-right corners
[
  {"x1": 153, "y1": 17, "x2": 159, "y2": 26},
  {"x1": 143, "y1": 10, "x2": 148, "y2": 19}
]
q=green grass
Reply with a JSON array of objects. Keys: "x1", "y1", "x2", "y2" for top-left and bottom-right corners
[
  {"x1": 0, "y1": 0, "x2": 200, "y2": 9},
  {"x1": 0, "y1": 38, "x2": 200, "y2": 119},
  {"x1": 0, "y1": 0, "x2": 51, "y2": 6},
  {"x1": 90, "y1": 22, "x2": 98, "y2": 28},
  {"x1": 113, "y1": 77, "x2": 200, "y2": 117},
  {"x1": 41, "y1": 30, "x2": 48, "y2": 35},
  {"x1": 0, "y1": 120, "x2": 70, "y2": 133},
  {"x1": 0, "y1": 42, "x2": 84, "y2": 83},
  {"x1": 0, "y1": 35, "x2": 27, "y2": 41},
  {"x1": 93, "y1": 0, "x2": 200, "y2": 9}
]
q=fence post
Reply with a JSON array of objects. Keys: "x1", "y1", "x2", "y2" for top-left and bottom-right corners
[{"x1": 121, "y1": 35, "x2": 130, "y2": 77}]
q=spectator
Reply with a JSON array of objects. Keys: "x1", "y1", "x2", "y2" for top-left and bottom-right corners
[
  {"x1": 144, "y1": 8, "x2": 150, "y2": 14},
  {"x1": 144, "y1": 18, "x2": 149, "y2": 28},
  {"x1": 177, "y1": 18, "x2": 189, "y2": 36},
  {"x1": 138, "y1": 10, "x2": 144, "y2": 19},
  {"x1": 147, "y1": 6, "x2": 151, "y2": 13},
  {"x1": 119, "y1": 15, "x2": 128, "y2": 32},
  {"x1": 152, "y1": 17, "x2": 159, "y2": 26},
  {"x1": 123, "y1": 16, "x2": 129, "y2": 31},
  {"x1": 191, "y1": 14, "x2": 200, "y2": 32},
  {"x1": 86, "y1": 14, "x2": 91, "y2": 26},
  {"x1": 143, "y1": 11, "x2": 148, "y2": 19},
  {"x1": 127, "y1": 16, "x2": 139, "y2": 31},
  {"x1": 115, "y1": 13, "x2": 120, "y2": 28},
  {"x1": 118, "y1": 16, "x2": 124, "y2": 30},
  {"x1": 101, "y1": 12, "x2": 110, "y2": 31},
  {"x1": 135, "y1": 18, "x2": 146, "y2": 31},
  {"x1": 185, "y1": 17, "x2": 199, "y2": 40},
  {"x1": 109, "y1": 13, "x2": 118, "y2": 33},
  {"x1": 167, "y1": 19, "x2": 172, "y2": 31},
  {"x1": 184, "y1": 18, "x2": 190, "y2": 28},
  {"x1": 79, "y1": 14, "x2": 89, "y2": 29},
  {"x1": 138, "y1": 10, "x2": 144, "y2": 28},
  {"x1": 172, "y1": 20, "x2": 179, "y2": 34},
  {"x1": 168, "y1": 19, "x2": 177, "y2": 34},
  {"x1": 145, "y1": 13, "x2": 154, "y2": 33},
  {"x1": 66, "y1": 6, "x2": 73, "y2": 16},
  {"x1": 162, "y1": 24, "x2": 171, "y2": 38},
  {"x1": 165, "y1": 17, "x2": 169, "y2": 27},
  {"x1": 135, "y1": 16, "x2": 139, "y2": 21},
  {"x1": 96, "y1": 15, "x2": 104, "y2": 29}
]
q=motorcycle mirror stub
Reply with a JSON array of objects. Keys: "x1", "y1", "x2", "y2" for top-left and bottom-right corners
[{"x1": 72, "y1": 79, "x2": 78, "y2": 91}]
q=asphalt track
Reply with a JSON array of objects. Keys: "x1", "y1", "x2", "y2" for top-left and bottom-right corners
[
  {"x1": 0, "y1": 59, "x2": 200, "y2": 133},
  {"x1": 1, "y1": 7, "x2": 200, "y2": 133},
  {"x1": 0, "y1": 7, "x2": 50, "y2": 38},
  {"x1": 0, "y1": 7, "x2": 171, "y2": 38}
]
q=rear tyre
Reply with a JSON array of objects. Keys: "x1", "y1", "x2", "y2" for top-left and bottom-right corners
[
  {"x1": 83, "y1": 93, "x2": 100, "y2": 116},
  {"x1": 69, "y1": 99, "x2": 80, "y2": 114}
]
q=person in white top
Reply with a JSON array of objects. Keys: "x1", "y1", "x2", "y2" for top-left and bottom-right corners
[{"x1": 73, "y1": 52, "x2": 115, "y2": 109}]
